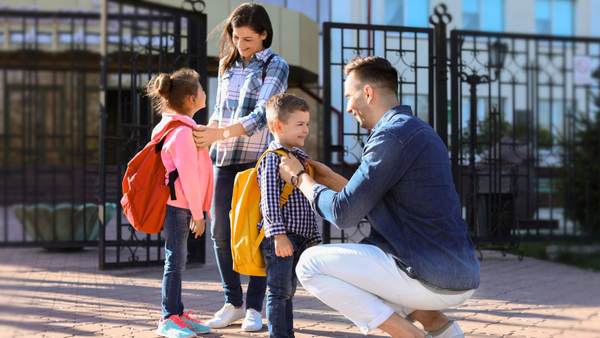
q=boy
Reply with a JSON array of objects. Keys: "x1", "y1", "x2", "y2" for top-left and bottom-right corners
[{"x1": 258, "y1": 93, "x2": 321, "y2": 338}]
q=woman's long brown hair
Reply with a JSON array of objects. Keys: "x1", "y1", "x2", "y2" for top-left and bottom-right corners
[{"x1": 209, "y1": 2, "x2": 273, "y2": 74}]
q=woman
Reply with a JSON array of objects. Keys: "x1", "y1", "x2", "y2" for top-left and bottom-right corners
[{"x1": 193, "y1": 2, "x2": 289, "y2": 332}]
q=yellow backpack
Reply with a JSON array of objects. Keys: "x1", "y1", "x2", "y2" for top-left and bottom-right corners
[{"x1": 230, "y1": 149, "x2": 314, "y2": 276}]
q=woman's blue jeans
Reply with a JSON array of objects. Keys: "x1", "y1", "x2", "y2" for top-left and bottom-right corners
[
  {"x1": 212, "y1": 163, "x2": 266, "y2": 312},
  {"x1": 161, "y1": 205, "x2": 191, "y2": 319},
  {"x1": 260, "y1": 233, "x2": 308, "y2": 338}
]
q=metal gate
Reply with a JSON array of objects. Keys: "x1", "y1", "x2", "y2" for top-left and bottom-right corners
[
  {"x1": 322, "y1": 5, "x2": 600, "y2": 246},
  {"x1": 322, "y1": 17, "x2": 437, "y2": 242},
  {"x1": 0, "y1": 10, "x2": 102, "y2": 249},
  {"x1": 450, "y1": 30, "x2": 600, "y2": 245},
  {"x1": 99, "y1": 0, "x2": 207, "y2": 269}
]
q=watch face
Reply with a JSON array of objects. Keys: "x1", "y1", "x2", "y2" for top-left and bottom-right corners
[{"x1": 223, "y1": 128, "x2": 230, "y2": 138}]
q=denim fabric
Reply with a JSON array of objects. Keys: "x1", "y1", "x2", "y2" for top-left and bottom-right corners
[
  {"x1": 211, "y1": 163, "x2": 266, "y2": 311},
  {"x1": 260, "y1": 233, "x2": 307, "y2": 338},
  {"x1": 309, "y1": 105, "x2": 480, "y2": 291},
  {"x1": 161, "y1": 205, "x2": 191, "y2": 319}
]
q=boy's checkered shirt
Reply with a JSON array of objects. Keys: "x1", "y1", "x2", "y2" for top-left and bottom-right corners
[
  {"x1": 209, "y1": 48, "x2": 289, "y2": 167},
  {"x1": 257, "y1": 141, "x2": 321, "y2": 245}
]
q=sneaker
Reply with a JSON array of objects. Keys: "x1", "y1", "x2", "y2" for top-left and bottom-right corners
[
  {"x1": 428, "y1": 320, "x2": 465, "y2": 338},
  {"x1": 205, "y1": 303, "x2": 246, "y2": 328},
  {"x1": 155, "y1": 315, "x2": 196, "y2": 338},
  {"x1": 241, "y1": 308, "x2": 263, "y2": 332},
  {"x1": 181, "y1": 311, "x2": 211, "y2": 334}
]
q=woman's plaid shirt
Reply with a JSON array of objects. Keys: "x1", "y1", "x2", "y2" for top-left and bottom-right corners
[
  {"x1": 209, "y1": 48, "x2": 289, "y2": 167},
  {"x1": 257, "y1": 142, "x2": 322, "y2": 245}
]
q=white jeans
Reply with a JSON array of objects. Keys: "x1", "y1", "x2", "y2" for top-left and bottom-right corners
[{"x1": 296, "y1": 243, "x2": 474, "y2": 335}]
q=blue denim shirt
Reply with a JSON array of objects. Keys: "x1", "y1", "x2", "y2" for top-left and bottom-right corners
[{"x1": 309, "y1": 105, "x2": 480, "y2": 292}]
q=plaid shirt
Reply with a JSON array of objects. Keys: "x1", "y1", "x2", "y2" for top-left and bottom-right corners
[
  {"x1": 209, "y1": 48, "x2": 289, "y2": 167},
  {"x1": 257, "y1": 141, "x2": 321, "y2": 245}
]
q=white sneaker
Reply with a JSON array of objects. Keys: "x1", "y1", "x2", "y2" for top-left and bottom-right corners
[
  {"x1": 240, "y1": 308, "x2": 263, "y2": 332},
  {"x1": 205, "y1": 303, "x2": 246, "y2": 328},
  {"x1": 428, "y1": 320, "x2": 465, "y2": 338}
]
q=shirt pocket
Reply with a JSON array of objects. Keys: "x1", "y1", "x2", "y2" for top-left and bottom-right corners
[
  {"x1": 243, "y1": 70, "x2": 263, "y2": 97},
  {"x1": 220, "y1": 70, "x2": 234, "y2": 96}
]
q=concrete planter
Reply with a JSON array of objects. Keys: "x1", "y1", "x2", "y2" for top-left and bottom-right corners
[{"x1": 13, "y1": 203, "x2": 117, "y2": 244}]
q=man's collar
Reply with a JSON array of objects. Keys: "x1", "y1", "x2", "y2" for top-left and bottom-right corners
[{"x1": 372, "y1": 105, "x2": 413, "y2": 131}]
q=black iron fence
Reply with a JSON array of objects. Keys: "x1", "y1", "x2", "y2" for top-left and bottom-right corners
[
  {"x1": 0, "y1": 10, "x2": 101, "y2": 248},
  {"x1": 322, "y1": 4, "x2": 600, "y2": 247},
  {"x1": 322, "y1": 21, "x2": 435, "y2": 243},
  {"x1": 0, "y1": 0, "x2": 208, "y2": 270},
  {"x1": 99, "y1": 0, "x2": 207, "y2": 269},
  {"x1": 450, "y1": 30, "x2": 600, "y2": 246}
]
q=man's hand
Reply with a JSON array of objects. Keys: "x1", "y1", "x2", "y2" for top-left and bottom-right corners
[
  {"x1": 279, "y1": 153, "x2": 304, "y2": 184},
  {"x1": 193, "y1": 125, "x2": 221, "y2": 150},
  {"x1": 274, "y1": 234, "x2": 294, "y2": 257},
  {"x1": 190, "y1": 218, "x2": 206, "y2": 239},
  {"x1": 306, "y1": 158, "x2": 336, "y2": 186}
]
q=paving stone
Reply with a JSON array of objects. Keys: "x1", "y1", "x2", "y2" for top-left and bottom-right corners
[{"x1": 2, "y1": 247, "x2": 600, "y2": 338}]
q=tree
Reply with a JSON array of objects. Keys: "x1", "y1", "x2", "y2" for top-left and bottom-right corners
[{"x1": 564, "y1": 66, "x2": 600, "y2": 235}]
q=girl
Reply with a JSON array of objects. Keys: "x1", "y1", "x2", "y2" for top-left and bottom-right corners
[
  {"x1": 193, "y1": 2, "x2": 289, "y2": 332},
  {"x1": 147, "y1": 69, "x2": 214, "y2": 338}
]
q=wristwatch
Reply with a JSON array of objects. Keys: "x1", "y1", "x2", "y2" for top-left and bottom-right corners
[
  {"x1": 291, "y1": 170, "x2": 308, "y2": 187},
  {"x1": 221, "y1": 127, "x2": 230, "y2": 140}
]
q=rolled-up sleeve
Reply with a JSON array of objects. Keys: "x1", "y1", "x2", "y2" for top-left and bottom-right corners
[
  {"x1": 308, "y1": 131, "x2": 409, "y2": 229},
  {"x1": 239, "y1": 58, "x2": 289, "y2": 137}
]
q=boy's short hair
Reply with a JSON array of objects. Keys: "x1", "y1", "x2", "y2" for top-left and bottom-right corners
[{"x1": 266, "y1": 93, "x2": 310, "y2": 132}]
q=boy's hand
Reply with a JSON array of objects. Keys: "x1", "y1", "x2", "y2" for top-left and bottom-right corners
[
  {"x1": 190, "y1": 218, "x2": 206, "y2": 238},
  {"x1": 274, "y1": 234, "x2": 294, "y2": 257}
]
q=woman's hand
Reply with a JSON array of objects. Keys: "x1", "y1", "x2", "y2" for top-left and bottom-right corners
[
  {"x1": 279, "y1": 153, "x2": 305, "y2": 184},
  {"x1": 190, "y1": 218, "x2": 206, "y2": 239},
  {"x1": 193, "y1": 125, "x2": 222, "y2": 150}
]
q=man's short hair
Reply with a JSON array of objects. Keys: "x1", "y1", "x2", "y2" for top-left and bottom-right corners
[
  {"x1": 266, "y1": 93, "x2": 310, "y2": 132},
  {"x1": 344, "y1": 56, "x2": 398, "y2": 94}
]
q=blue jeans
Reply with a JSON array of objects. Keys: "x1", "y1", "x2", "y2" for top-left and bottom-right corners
[
  {"x1": 260, "y1": 233, "x2": 308, "y2": 338},
  {"x1": 161, "y1": 205, "x2": 191, "y2": 319},
  {"x1": 212, "y1": 163, "x2": 266, "y2": 312}
]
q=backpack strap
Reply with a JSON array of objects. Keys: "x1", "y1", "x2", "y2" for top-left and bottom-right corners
[
  {"x1": 262, "y1": 53, "x2": 277, "y2": 82},
  {"x1": 155, "y1": 120, "x2": 189, "y2": 201},
  {"x1": 255, "y1": 149, "x2": 294, "y2": 208}
]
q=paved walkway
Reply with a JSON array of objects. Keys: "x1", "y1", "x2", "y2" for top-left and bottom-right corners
[{"x1": 0, "y1": 245, "x2": 599, "y2": 338}]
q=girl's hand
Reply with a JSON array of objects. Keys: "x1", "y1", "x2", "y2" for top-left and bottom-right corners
[
  {"x1": 193, "y1": 125, "x2": 222, "y2": 150},
  {"x1": 274, "y1": 234, "x2": 294, "y2": 257},
  {"x1": 190, "y1": 218, "x2": 206, "y2": 238}
]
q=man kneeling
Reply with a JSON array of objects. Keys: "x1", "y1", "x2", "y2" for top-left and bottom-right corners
[{"x1": 279, "y1": 56, "x2": 480, "y2": 338}]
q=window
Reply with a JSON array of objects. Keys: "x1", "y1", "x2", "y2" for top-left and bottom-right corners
[
  {"x1": 462, "y1": 0, "x2": 504, "y2": 32},
  {"x1": 535, "y1": 0, "x2": 573, "y2": 36},
  {"x1": 385, "y1": 0, "x2": 429, "y2": 27}
]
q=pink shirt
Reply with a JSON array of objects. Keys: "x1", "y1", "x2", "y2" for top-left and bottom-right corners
[{"x1": 151, "y1": 114, "x2": 213, "y2": 220}]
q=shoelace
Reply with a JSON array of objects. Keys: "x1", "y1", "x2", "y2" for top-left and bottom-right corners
[
  {"x1": 166, "y1": 315, "x2": 192, "y2": 329},
  {"x1": 182, "y1": 311, "x2": 204, "y2": 324}
]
